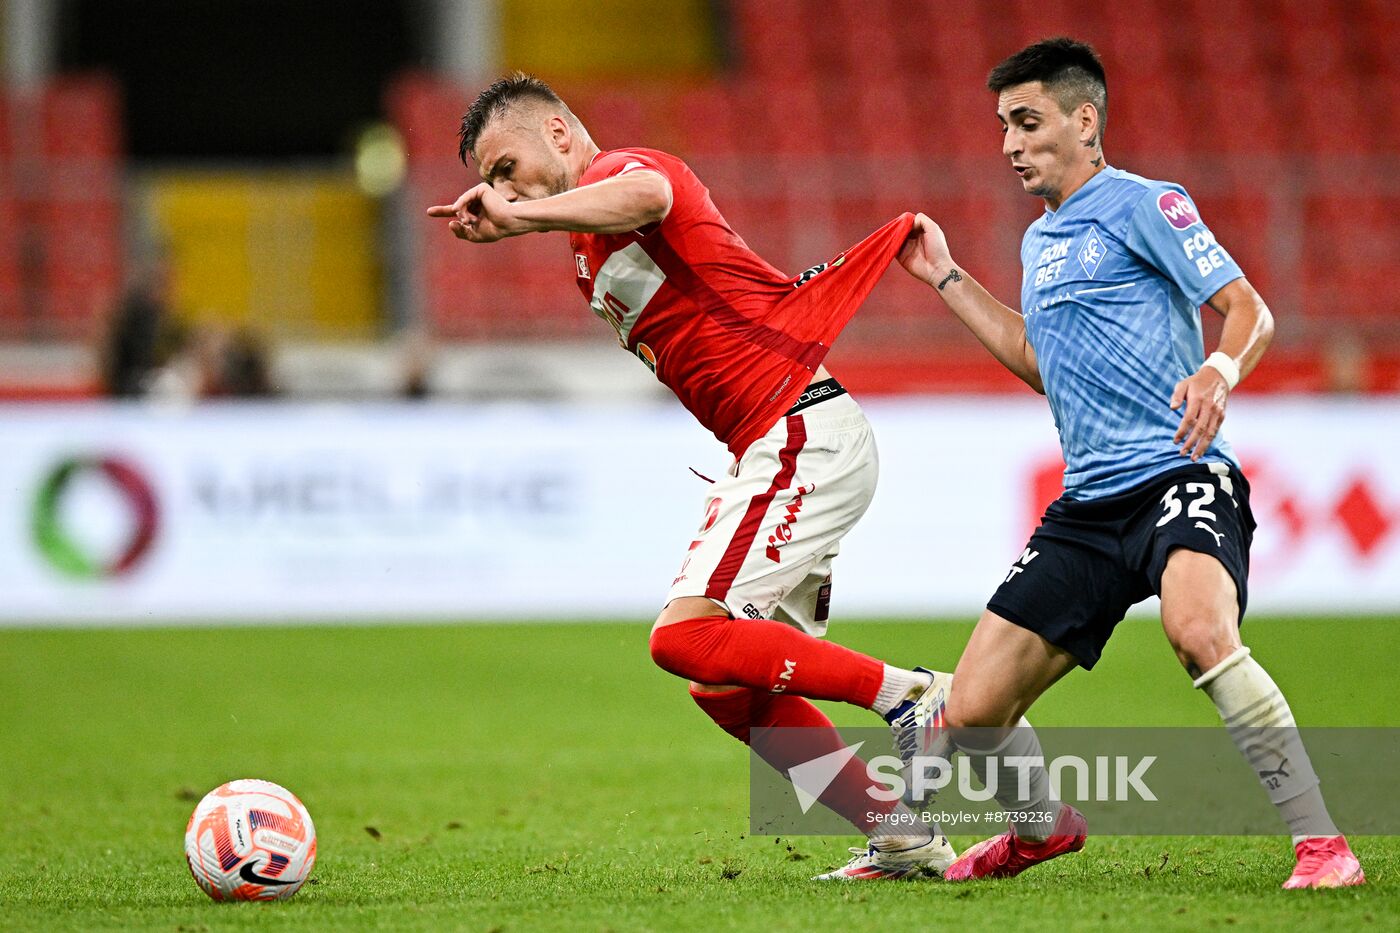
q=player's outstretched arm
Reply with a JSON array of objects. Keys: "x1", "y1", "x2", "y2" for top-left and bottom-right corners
[
  {"x1": 1170, "y1": 277, "x2": 1275, "y2": 460},
  {"x1": 898, "y1": 213, "x2": 1044, "y2": 393},
  {"x1": 426, "y1": 172, "x2": 673, "y2": 243}
]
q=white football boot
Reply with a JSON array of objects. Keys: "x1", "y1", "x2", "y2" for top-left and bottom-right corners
[
  {"x1": 813, "y1": 833, "x2": 957, "y2": 880},
  {"x1": 884, "y1": 667, "x2": 955, "y2": 806}
]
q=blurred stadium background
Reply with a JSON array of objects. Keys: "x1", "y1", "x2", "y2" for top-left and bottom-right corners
[{"x1": 1, "y1": 0, "x2": 1398, "y2": 623}]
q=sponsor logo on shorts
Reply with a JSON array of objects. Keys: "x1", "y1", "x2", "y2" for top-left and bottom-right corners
[
  {"x1": 815, "y1": 577, "x2": 832, "y2": 624},
  {"x1": 636, "y1": 342, "x2": 657, "y2": 373},
  {"x1": 792, "y1": 382, "x2": 840, "y2": 409},
  {"x1": 575, "y1": 253, "x2": 591, "y2": 279},
  {"x1": 1157, "y1": 191, "x2": 1200, "y2": 230},
  {"x1": 1004, "y1": 547, "x2": 1039, "y2": 583},
  {"x1": 766, "y1": 484, "x2": 815, "y2": 562}
]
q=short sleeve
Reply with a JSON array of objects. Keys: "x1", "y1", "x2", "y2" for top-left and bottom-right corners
[
  {"x1": 1125, "y1": 185, "x2": 1244, "y2": 307},
  {"x1": 588, "y1": 150, "x2": 673, "y2": 183}
]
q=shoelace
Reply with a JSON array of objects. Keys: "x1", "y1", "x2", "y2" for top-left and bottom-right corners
[
  {"x1": 834, "y1": 845, "x2": 876, "y2": 868},
  {"x1": 888, "y1": 706, "x2": 920, "y2": 763}
]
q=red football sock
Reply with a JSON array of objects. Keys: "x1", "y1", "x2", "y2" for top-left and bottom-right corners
[
  {"x1": 651, "y1": 615, "x2": 883, "y2": 707},
  {"x1": 690, "y1": 686, "x2": 902, "y2": 836}
]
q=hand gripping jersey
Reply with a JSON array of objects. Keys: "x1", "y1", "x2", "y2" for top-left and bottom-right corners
[
  {"x1": 569, "y1": 148, "x2": 914, "y2": 457},
  {"x1": 1018, "y1": 166, "x2": 1245, "y2": 499}
]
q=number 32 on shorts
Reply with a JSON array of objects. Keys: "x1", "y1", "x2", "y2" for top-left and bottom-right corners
[{"x1": 1156, "y1": 481, "x2": 1219, "y2": 528}]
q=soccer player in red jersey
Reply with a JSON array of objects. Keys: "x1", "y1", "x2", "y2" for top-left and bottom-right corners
[{"x1": 428, "y1": 74, "x2": 953, "y2": 879}]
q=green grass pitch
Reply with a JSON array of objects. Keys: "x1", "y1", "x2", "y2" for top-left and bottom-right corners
[{"x1": 2, "y1": 617, "x2": 1396, "y2": 931}]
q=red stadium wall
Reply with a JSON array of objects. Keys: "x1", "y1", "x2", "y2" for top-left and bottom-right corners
[{"x1": 395, "y1": 0, "x2": 1400, "y2": 393}]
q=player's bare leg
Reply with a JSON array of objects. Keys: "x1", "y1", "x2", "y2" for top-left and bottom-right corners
[
  {"x1": 1160, "y1": 550, "x2": 1364, "y2": 889},
  {"x1": 939, "y1": 611, "x2": 1087, "y2": 880}
]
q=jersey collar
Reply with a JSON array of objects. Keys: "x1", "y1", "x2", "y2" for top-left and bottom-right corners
[{"x1": 1044, "y1": 165, "x2": 1114, "y2": 219}]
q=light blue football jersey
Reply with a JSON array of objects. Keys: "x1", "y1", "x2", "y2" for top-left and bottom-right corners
[{"x1": 1019, "y1": 166, "x2": 1245, "y2": 499}]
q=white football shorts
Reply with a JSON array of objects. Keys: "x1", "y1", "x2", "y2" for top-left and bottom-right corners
[{"x1": 665, "y1": 391, "x2": 877, "y2": 636}]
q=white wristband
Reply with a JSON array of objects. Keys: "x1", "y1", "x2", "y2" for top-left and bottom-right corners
[{"x1": 1202, "y1": 352, "x2": 1240, "y2": 390}]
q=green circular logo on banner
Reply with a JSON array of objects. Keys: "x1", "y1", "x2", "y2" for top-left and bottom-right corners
[{"x1": 31, "y1": 456, "x2": 160, "y2": 579}]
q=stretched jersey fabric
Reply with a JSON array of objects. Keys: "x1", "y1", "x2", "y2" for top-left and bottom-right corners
[
  {"x1": 1018, "y1": 166, "x2": 1245, "y2": 499},
  {"x1": 569, "y1": 148, "x2": 914, "y2": 457}
]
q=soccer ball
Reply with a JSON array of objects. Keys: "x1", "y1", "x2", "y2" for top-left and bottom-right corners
[{"x1": 184, "y1": 779, "x2": 317, "y2": 901}]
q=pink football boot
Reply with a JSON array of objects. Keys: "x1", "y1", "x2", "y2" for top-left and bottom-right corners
[
  {"x1": 1282, "y1": 836, "x2": 1365, "y2": 890},
  {"x1": 944, "y1": 804, "x2": 1087, "y2": 881}
]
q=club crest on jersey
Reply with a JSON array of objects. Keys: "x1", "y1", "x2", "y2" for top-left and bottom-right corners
[
  {"x1": 636, "y1": 342, "x2": 657, "y2": 373},
  {"x1": 793, "y1": 254, "x2": 845, "y2": 288},
  {"x1": 1157, "y1": 191, "x2": 1200, "y2": 230},
  {"x1": 575, "y1": 253, "x2": 591, "y2": 279},
  {"x1": 1077, "y1": 226, "x2": 1107, "y2": 279}
]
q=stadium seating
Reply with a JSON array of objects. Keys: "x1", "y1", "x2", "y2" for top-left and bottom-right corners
[{"x1": 0, "y1": 75, "x2": 124, "y2": 341}]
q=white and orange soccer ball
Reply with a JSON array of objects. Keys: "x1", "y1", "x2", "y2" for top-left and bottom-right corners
[{"x1": 184, "y1": 779, "x2": 317, "y2": 901}]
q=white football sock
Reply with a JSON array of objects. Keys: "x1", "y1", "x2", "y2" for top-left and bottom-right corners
[
  {"x1": 872, "y1": 665, "x2": 933, "y2": 717},
  {"x1": 956, "y1": 723, "x2": 1058, "y2": 841},
  {"x1": 1194, "y1": 646, "x2": 1340, "y2": 843}
]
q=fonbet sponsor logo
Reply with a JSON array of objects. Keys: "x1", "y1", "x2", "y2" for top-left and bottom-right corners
[
  {"x1": 30, "y1": 455, "x2": 160, "y2": 580},
  {"x1": 1032, "y1": 239, "x2": 1070, "y2": 287},
  {"x1": 1181, "y1": 228, "x2": 1229, "y2": 277},
  {"x1": 786, "y1": 741, "x2": 1158, "y2": 815},
  {"x1": 1157, "y1": 191, "x2": 1200, "y2": 230}
]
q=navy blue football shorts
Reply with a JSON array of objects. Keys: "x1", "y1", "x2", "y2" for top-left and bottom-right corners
[{"x1": 987, "y1": 462, "x2": 1256, "y2": 670}]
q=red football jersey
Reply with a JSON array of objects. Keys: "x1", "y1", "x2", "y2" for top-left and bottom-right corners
[{"x1": 569, "y1": 148, "x2": 914, "y2": 457}]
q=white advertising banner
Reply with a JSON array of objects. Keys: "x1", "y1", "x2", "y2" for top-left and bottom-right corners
[{"x1": 1, "y1": 398, "x2": 1397, "y2": 624}]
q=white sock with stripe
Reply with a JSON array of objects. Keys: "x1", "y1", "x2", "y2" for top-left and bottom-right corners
[
  {"x1": 872, "y1": 665, "x2": 932, "y2": 717},
  {"x1": 1194, "y1": 646, "x2": 1339, "y2": 843}
]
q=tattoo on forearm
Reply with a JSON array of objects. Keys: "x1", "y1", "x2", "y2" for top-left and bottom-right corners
[{"x1": 936, "y1": 269, "x2": 963, "y2": 291}]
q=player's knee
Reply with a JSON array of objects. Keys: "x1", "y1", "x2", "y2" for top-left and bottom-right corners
[
  {"x1": 648, "y1": 616, "x2": 719, "y2": 677},
  {"x1": 944, "y1": 686, "x2": 1017, "y2": 731},
  {"x1": 648, "y1": 623, "x2": 686, "y2": 674},
  {"x1": 1164, "y1": 617, "x2": 1241, "y2": 680},
  {"x1": 650, "y1": 600, "x2": 731, "y2": 675}
]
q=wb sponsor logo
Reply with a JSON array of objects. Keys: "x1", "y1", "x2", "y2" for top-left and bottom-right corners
[{"x1": 1157, "y1": 191, "x2": 1200, "y2": 230}]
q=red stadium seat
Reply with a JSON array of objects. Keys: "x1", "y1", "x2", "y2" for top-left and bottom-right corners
[
  {"x1": 1206, "y1": 76, "x2": 1286, "y2": 154},
  {"x1": 41, "y1": 76, "x2": 122, "y2": 157},
  {"x1": 1292, "y1": 76, "x2": 1369, "y2": 153},
  {"x1": 1112, "y1": 83, "x2": 1194, "y2": 157}
]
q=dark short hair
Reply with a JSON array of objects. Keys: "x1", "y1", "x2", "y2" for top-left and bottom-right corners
[
  {"x1": 988, "y1": 37, "x2": 1108, "y2": 142},
  {"x1": 458, "y1": 72, "x2": 568, "y2": 165}
]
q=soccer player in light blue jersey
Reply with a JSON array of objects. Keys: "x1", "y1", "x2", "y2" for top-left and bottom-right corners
[{"x1": 896, "y1": 38, "x2": 1363, "y2": 888}]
